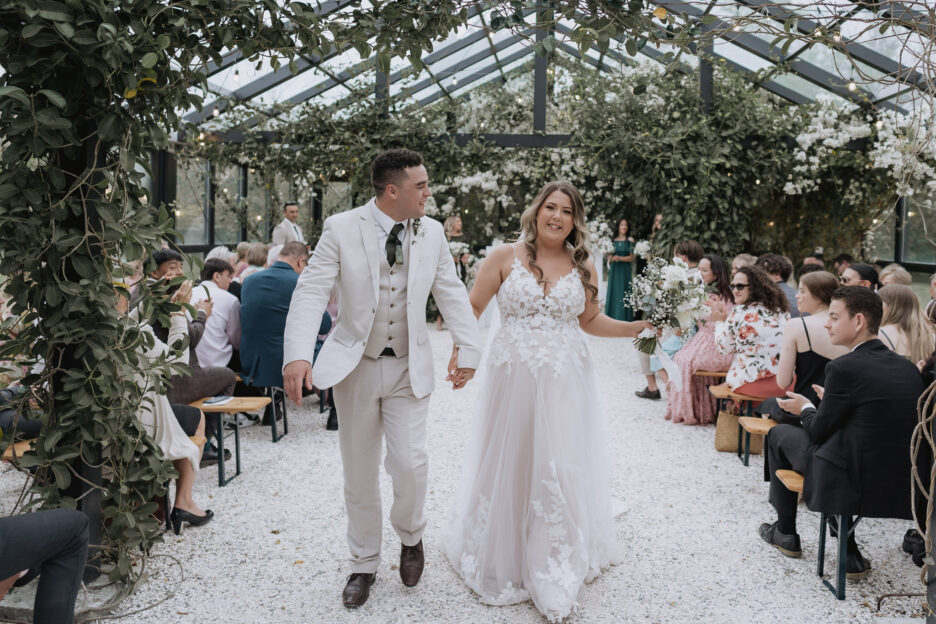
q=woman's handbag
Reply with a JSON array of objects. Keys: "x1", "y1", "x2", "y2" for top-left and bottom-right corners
[{"x1": 714, "y1": 410, "x2": 763, "y2": 454}]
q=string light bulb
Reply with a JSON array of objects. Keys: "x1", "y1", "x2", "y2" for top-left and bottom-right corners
[
  {"x1": 174, "y1": 209, "x2": 182, "y2": 217},
  {"x1": 732, "y1": 20, "x2": 742, "y2": 32},
  {"x1": 255, "y1": 214, "x2": 262, "y2": 221},
  {"x1": 212, "y1": 106, "x2": 220, "y2": 117},
  {"x1": 233, "y1": 69, "x2": 241, "y2": 84},
  {"x1": 833, "y1": 31, "x2": 842, "y2": 42},
  {"x1": 847, "y1": 81, "x2": 857, "y2": 92},
  {"x1": 875, "y1": 119, "x2": 883, "y2": 129}
]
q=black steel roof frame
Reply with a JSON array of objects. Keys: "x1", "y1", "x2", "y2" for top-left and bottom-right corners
[
  {"x1": 733, "y1": 0, "x2": 932, "y2": 95},
  {"x1": 654, "y1": 0, "x2": 893, "y2": 108}
]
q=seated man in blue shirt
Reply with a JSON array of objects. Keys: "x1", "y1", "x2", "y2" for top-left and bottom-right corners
[{"x1": 240, "y1": 242, "x2": 335, "y2": 428}]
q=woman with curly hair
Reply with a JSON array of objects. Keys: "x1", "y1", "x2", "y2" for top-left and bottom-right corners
[{"x1": 709, "y1": 265, "x2": 791, "y2": 397}]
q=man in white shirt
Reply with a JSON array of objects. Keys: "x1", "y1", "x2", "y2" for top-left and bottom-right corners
[
  {"x1": 271, "y1": 202, "x2": 305, "y2": 245},
  {"x1": 190, "y1": 258, "x2": 241, "y2": 369}
]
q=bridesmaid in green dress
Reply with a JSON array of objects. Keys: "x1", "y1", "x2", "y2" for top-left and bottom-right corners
[{"x1": 605, "y1": 217, "x2": 635, "y2": 321}]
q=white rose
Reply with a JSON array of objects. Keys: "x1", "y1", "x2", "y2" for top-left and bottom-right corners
[{"x1": 662, "y1": 265, "x2": 687, "y2": 289}]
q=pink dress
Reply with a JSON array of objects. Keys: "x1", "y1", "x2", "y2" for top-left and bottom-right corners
[{"x1": 664, "y1": 295, "x2": 734, "y2": 425}]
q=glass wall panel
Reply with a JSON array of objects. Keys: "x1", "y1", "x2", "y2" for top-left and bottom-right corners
[
  {"x1": 903, "y1": 200, "x2": 936, "y2": 264},
  {"x1": 175, "y1": 158, "x2": 208, "y2": 245},
  {"x1": 213, "y1": 165, "x2": 241, "y2": 246},
  {"x1": 245, "y1": 169, "x2": 272, "y2": 241},
  {"x1": 868, "y1": 207, "x2": 896, "y2": 263}
]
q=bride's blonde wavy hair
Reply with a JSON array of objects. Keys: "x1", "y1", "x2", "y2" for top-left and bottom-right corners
[{"x1": 517, "y1": 181, "x2": 599, "y2": 305}]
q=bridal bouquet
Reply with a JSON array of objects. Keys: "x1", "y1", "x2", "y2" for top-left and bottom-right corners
[
  {"x1": 634, "y1": 240, "x2": 652, "y2": 260},
  {"x1": 585, "y1": 220, "x2": 614, "y2": 255},
  {"x1": 449, "y1": 241, "x2": 470, "y2": 258},
  {"x1": 625, "y1": 257, "x2": 709, "y2": 354}
]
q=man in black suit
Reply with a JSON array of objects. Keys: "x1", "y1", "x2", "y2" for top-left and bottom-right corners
[{"x1": 761, "y1": 286, "x2": 924, "y2": 577}]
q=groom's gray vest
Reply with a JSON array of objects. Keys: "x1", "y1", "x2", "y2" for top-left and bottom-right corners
[{"x1": 363, "y1": 237, "x2": 410, "y2": 359}]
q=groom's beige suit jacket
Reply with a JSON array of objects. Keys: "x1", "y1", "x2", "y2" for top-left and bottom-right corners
[{"x1": 283, "y1": 199, "x2": 481, "y2": 397}]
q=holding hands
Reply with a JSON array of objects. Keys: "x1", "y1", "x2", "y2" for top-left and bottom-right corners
[{"x1": 447, "y1": 346, "x2": 476, "y2": 390}]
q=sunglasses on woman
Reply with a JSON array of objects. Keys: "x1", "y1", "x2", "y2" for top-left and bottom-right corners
[{"x1": 730, "y1": 283, "x2": 749, "y2": 291}]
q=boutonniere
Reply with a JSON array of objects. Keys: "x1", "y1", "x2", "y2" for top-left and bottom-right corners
[{"x1": 411, "y1": 218, "x2": 422, "y2": 244}]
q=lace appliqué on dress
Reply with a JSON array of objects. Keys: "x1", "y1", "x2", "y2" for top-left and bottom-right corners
[{"x1": 487, "y1": 259, "x2": 588, "y2": 378}]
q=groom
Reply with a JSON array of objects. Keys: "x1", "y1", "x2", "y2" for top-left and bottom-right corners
[{"x1": 283, "y1": 149, "x2": 482, "y2": 608}]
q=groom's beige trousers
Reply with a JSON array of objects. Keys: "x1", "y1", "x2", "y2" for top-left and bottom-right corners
[{"x1": 334, "y1": 354, "x2": 430, "y2": 573}]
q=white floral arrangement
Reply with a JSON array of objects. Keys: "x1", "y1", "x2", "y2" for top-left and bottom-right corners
[
  {"x1": 586, "y1": 220, "x2": 614, "y2": 255},
  {"x1": 448, "y1": 241, "x2": 470, "y2": 258},
  {"x1": 633, "y1": 240, "x2": 652, "y2": 260},
  {"x1": 625, "y1": 257, "x2": 709, "y2": 354}
]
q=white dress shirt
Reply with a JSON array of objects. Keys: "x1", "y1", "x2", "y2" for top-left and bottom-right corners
[
  {"x1": 372, "y1": 202, "x2": 408, "y2": 251},
  {"x1": 190, "y1": 280, "x2": 241, "y2": 368}
]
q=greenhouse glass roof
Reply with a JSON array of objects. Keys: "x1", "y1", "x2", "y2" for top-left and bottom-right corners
[{"x1": 184, "y1": 0, "x2": 934, "y2": 127}]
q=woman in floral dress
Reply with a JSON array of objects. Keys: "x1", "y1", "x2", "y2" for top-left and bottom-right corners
[
  {"x1": 710, "y1": 265, "x2": 791, "y2": 398},
  {"x1": 604, "y1": 217, "x2": 635, "y2": 321},
  {"x1": 665, "y1": 254, "x2": 735, "y2": 425}
]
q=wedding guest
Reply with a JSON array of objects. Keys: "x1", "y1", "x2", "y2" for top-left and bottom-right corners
[
  {"x1": 126, "y1": 292, "x2": 213, "y2": 534},
  {"x1": 757, "y1": 271, "x2": 847, "y2": 425},
  {"x1": 272, "y1": 201, "x2": 305, "y2": 245},
  {"x1": 605, "y1": 217, "x2": 635, "y2": 321},
  {"x1": 802, "y1": 252, "x2": 825, "y2": 269},
  {"x1": 710, "y1": 265, "x2": 791, "y2": 397},
  {"x1": 206, "y1": 245, "x2": 237, "y2": 266},
  {"x1": 149, "y1": 249, "x2": 183, "y2": 281},
  {"x1": 832, "y1": 253, "x2": 853, "y2": 276},
  {"x1": 761, "y1": 287, "x2": 923, "y2": 576},
  {"x1": 879, "y1": 263, "x2": 913, "y2": 287},
  {"x1": 233, "y1": 241, "x2": 250, "y2": 277},
  {"x1": 636, "y1": 239, "x2": 703, "y2": 399},
  {"x1": 797, "y1": 263, "x2": 824, "y2": 279},
  {"x1": 650, "y1": 240, "x2": 703, "y2": 377},
  {"x1": 190, "y1": 259, "x2": 241, "y2": 369},
  {"x1": 841, "y1": 262, "x2": 879, "y2": 290},
  {"x1": 878, "y1": 284, "x2": 936, "y2": 364},
  {"x1": 731, "y1": 253, "x2": 757, "y2": 275},
  {"x1": 236, "y1": 242, "x2": 268, "y2": 282},
  {"x1": 443, "y1": 215, "x2": 464, "y2": 239},
  {"x1": 756, "y1": 253, "x2": 799, "y2": 318},
  {"x1": 0, "y1": 509, "x2": 89, "y2": 624},
  {"x1": 240, "y1": 243, "x2": 320, "y2": 388},
  {"x1": 664, "y1": 254, "x2": 735, "y2": 425},
  {"x1": 633, "y1": 213, "x2": 663, "y2": 399},
  {"x1": 927, "y1": 273, "x2": 936, "y2": 318}
]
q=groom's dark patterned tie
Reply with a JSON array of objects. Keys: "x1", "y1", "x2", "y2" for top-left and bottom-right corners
[{"x1": 386, "y1": 222, "x2": 404, "y2": 266}]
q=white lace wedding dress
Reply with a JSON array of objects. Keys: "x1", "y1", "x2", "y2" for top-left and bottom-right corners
[{"x1": 445, "y1": 252, "x2": 621, "y2": 622}]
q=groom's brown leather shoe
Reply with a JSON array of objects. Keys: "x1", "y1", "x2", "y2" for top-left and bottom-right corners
[
  {"x1": 400, "y1": 540, "x2": 424, "y2": 587},
  {"x1": 342, "y1": 573, "x2": 376, "y2": 608}
]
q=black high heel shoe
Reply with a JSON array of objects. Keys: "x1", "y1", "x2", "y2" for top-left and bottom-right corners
[{"x1": 170, "y1": 507, "x2": 214, "y2": 535}]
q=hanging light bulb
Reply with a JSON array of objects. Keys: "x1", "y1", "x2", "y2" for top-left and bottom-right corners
[
  {"x1": 451, "y1": 76, "x2": 458, "y2": 86},
  {"x1": 233, "y1": 69, "x2": 241, "y2": 84},
  {"x1": 732, "y1": 19, "x2": 742, "y2": 32},
  {"x1": 212, "y1": 106, "x2": 220, "y2": 117},
  {"x1": 847, "y1": 81, "x2": 857, "y2": 91},
  {"x1": 174, "y1": 209, "x2": 182, "y2": 217},
  {"x1": 833, "y1": 31, "x2": 842, "y2": 42},
  {"x1": 755, "y1": 179, "x2": 761, "y2": 185},
  {"x1": 421, "y1": 116, "x2": 426, "y2": 123},
  {"x1": 875, "y1": 119, "x2": 883, "y2": 129},
  {"x1": 255, "y1": 214, "x2": 262, "y2": 221}
]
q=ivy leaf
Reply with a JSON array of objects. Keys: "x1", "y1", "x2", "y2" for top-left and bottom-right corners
[
  {"x1": 37, "y1": 1, "x2": 73, "y2": 22},
  {"x1": 38, "y1": 89, "x2": 66, "y2": 109},
  {"x1": 0, "y1": 85, "x2": 30, "y2": 107},
  {"x1": 141, "y1": 52, "x2": 159, "y2": 68}
]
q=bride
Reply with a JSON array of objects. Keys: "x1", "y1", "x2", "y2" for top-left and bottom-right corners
[{"x1": 444, "y1": 181, "x2": 651, "y2": 621}]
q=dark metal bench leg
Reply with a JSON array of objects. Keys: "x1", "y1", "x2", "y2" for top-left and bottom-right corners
[
  {"x1": 817, "y1": 512, "x2": 827, "y2": 578},
  {"x1": 214, "y1": 413, "x2": 226, "y2": 487},
  {"x1": 269, "y1": 387, "x2": 287, "y2": 442}
]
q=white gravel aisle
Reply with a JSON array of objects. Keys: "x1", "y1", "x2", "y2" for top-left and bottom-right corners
[{"x1": 2, "y1": 328, "x2": 924, "y2": 623}]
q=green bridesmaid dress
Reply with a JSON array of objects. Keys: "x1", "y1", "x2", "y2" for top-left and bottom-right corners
[{"x1": 604, "y1": 239, "x2": 634, "y2": 321}]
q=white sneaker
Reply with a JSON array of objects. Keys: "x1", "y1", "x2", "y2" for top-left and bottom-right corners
[{"x1": 224, "y1": 412, "x2": 258, "y2": 429}]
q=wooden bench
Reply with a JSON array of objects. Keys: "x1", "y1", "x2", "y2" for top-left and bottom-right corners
[
  {"x1": 737, "y1": 416, "x2": 778, "y2": 465},
  {"x1": 709, "y1": 383, "x2": 766, "y2": 466},
  {"x1": 189, "y1": 396, "x2": 272, "y2": 486},
  {"x1": 775, "y1": 469, "x2": 861, "y2": 600},
  {"x1": 693, "y1": 370, "x2": 727, "y2": 379},
  {"x1": 1, "y1": 440, "x2": 33, "y2": 464}
]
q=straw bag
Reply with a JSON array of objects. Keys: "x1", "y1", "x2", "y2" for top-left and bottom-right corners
[{"x1": 714, "y1": 410, "x2": 763, "y2": 454}]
